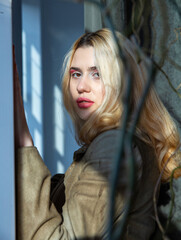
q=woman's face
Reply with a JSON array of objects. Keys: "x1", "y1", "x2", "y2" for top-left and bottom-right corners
[{"x1": 69, "y1": 46, "x2": 105, "y2": 121}]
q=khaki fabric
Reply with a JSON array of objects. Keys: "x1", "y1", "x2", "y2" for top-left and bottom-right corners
[{"x1": 16, "y1": 129, "x2": 159, "y2": 239}]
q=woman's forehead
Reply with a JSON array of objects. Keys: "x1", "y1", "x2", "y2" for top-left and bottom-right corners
[{"x1": 70, "y1": 46, "x2": 97, "y2": 69}]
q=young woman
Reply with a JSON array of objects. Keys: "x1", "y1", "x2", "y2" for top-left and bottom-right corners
[{"x1": 15, "y1": 28, "x2": 181, "y2": 240}]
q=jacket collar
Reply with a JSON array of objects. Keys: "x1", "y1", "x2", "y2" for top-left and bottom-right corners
[{"x1": 73, "y1": 145, "x2": 88, "y2": 162}]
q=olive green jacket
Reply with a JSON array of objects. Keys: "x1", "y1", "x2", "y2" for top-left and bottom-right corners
[{"x1": 16, "y1": 129, "x2": 159, "y2": 239}]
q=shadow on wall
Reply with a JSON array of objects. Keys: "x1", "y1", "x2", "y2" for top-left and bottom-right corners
[{"x1": 22, "y1": 0, "x2": 84, "y2": 175}]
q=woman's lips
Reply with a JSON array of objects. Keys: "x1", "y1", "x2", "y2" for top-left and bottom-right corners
[{"x1": 76, "y1": 98, "x2": 94, "y2": 108}]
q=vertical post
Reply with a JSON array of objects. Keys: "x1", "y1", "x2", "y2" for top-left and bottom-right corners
[
  {"x1": 84, "y1": 0, "x2": 102, "y2": 32},
  {"x1": 12, "y1": 0, "x2": 22, "y2": 84},
  {"x1": 0, "y1": 0, "x2": 15, "y2": 239}
]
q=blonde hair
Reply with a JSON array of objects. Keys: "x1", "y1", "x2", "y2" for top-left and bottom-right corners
[{"x1": 62, "y1": 28, "x2": 181, "y2": 181}]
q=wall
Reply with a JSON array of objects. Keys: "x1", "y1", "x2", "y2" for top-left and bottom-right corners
[
  {"x1": 22, "y1": 0, "x2": 84, "y2": 175},
  {"x1": 0, "y1": 0, "x2": 15, "y2": 239},
  {"x1": 41, "y1": 0, "x2": 84, "y2": 174}
]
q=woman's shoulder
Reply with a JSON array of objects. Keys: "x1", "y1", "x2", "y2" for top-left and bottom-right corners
[
  {"x1": 85, "y1": 129, "x2": 121, "y2": 158},
  {"x1": 84, "y1": 129, "x2": 156, "y2": 165},
  {"x1": 92, "y1": 128, "x2": 121, "y2": 145},
  {"x1": 87, "y1": 128, "x2": 149, "y2": 154}
]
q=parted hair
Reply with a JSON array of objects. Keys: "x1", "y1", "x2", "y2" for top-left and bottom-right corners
[{"x1": 62, "y1": 28, "x2": 181, "y2": 181}]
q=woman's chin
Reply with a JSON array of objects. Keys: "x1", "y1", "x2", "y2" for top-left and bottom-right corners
[{"x1": 78, "y1": 111, "x2": 92, "y2": 121}]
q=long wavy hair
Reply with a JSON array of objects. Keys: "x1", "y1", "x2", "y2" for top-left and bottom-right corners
[{"x1": 62, "y1": 28, "x2": 181, "y2": 181}]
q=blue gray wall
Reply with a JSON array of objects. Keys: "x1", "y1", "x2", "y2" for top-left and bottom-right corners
[
  {"x1": 41, "y1": 0, "x2": 84, "y2": 174},
  {"x1": 0, "y1": 1, "x2": 15, "y2": 239},
  {"x1": 22, "y1": 0, "x2": 84, "y2": 175}
]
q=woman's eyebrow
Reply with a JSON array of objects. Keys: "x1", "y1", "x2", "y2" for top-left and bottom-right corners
[
  {"x1": 88, "y1": 66, "x2": 97, "y2": 71},
  {"x1": 70, "y1": 66, "x2": 98, "y2": 72},
  {"x1": 70, "y1": 67, "x2": 82, "y2": 72}
]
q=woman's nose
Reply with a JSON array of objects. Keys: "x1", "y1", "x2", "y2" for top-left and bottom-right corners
[{"x1": 77, "y1": 75, "x2": 91, "y2": 93}]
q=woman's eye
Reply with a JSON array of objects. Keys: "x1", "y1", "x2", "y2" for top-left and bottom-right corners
[
  {"x1": 92, "y1": 71, "x2": 100, "y2": 79},
  {"x1": 72, "y1": 72, "x2": 81, "y2": 78}
]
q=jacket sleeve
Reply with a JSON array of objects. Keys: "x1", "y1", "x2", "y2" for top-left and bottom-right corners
[{"x1": 16, "y1": 147, "x2": 71, "y2": 240}]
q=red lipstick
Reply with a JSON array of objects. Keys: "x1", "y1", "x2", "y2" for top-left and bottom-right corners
[{"x1": 76, "y1": 98, "x2": 94, "y2": 108}]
